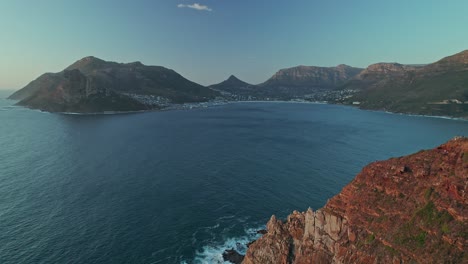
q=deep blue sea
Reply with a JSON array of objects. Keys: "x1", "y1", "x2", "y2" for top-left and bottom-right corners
[{"x1": 1, "y1": 90, "x2": 467, "y2": 264}]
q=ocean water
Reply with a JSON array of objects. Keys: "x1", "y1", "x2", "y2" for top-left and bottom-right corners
[{"x1": 0, "y1": 90, "x2": 467, "y2": 264}]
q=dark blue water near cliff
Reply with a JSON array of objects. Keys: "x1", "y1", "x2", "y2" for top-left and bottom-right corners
[{"x1": 1, "y1": 90, "x2": 467, "y2": 264}]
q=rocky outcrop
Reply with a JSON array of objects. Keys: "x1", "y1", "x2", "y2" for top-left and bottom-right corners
[
  {"x1": 355, "y1": 63, "x2": 417, "y2": 81},
  {"x1": 223, "y1": 249, "x2": 245, "y2": 264},
  {"x1": 359, "y1": 63, "x2": 415, "y2": 75},
  {"x1": 243, "y1": 137, "x2": 468, "y2": 263}
]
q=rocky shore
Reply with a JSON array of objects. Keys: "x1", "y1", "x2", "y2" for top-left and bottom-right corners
[{"x1": 231, "y1": 137, "x2": 468, "y2": 263}]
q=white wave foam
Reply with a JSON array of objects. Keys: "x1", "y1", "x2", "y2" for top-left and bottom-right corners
[{"x1": 186, "y1": 226, "x2": 264, "y2": 264}]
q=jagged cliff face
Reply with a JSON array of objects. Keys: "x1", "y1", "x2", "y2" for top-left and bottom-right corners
[
  {"x1": 244, "y1": 137, "x2": 468, "y2": 264},
  {"x1": 258, "y1": 65, "x2": 363, "y2": 98},
  {"x1": 263, "y1": 65, "x2": 363, "y2": 89}
]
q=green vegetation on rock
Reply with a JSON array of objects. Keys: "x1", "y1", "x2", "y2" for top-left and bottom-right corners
[{"x1": 344, "y1": 50, "x2": 468, "y2": 118}]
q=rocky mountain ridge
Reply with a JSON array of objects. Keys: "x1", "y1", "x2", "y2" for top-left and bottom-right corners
[
  {"x1": 357, "y1": 63, "x2": 417, "y2": 78},
  {"x1": 345, "y1": 50, "x2": 468, "y2": 118},
  {"x1": 263, "y1": 64, "x2": 362, "y2": 87},
  {"x1": 242, "y1": 137, "x2": 468, "y2": 263},
  {"x1": 257, "y1": 64, "x2": 363, "y2": 98},
  {"x1": 208, "y1": 50, "x2": 468, "y2": 118}
]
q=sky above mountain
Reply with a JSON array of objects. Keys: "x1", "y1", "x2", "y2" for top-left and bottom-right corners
[{"x1": 1, "y1": 0, "x2": 468, "y2": 89}]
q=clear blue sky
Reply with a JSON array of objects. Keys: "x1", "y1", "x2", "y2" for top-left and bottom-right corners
[{"x1": 1, "y1": 0, "x2": 468, "y2": 89}]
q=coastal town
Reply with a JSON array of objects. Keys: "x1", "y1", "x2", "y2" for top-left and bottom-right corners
[{"x1": 120, "y1": 88, "x2": 360, "y2": 111}]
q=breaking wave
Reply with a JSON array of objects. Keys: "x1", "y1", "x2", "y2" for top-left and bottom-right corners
[{"x1": 182, "y1": 225, "x2": 264, "y2": 264}]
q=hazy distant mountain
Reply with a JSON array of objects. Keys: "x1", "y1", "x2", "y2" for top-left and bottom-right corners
[
  {"x1": 9, "y1": 56, "x2": 218, "y2": 113},
  {"x1": 259, "y1": 64, "x2": 363, "y2": 98},
  {"x1": 9, "y1": 51, "x2": 468, "y2": 117},
  {"x1": 345, "y1": 50, "x2": 468, "y2": 117},
  {"x1": 209, "y1": 75, "x2": 257, "y2": 95}
]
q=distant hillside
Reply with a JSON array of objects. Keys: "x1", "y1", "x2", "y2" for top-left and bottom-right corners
[
  {"x1": 344, "y1": 50, "x2": 468, "y2": 118},
  {"x1": 259, "y1": 64, "x2": 363, "y2": 98},
  {"x1": 9, "y1": 51, "x2": 468, "y2": 117},
  {"x1": 9, "y1": 56, "x2": 219, "y2": 113},
  {"x1": 209, "y1": 75, "x2": 258, "y2": 95}
]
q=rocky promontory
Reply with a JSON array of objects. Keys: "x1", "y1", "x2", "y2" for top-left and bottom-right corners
[
  {"x1": 9, "y1": 56, "x2": 219, "y2": 113},
  {"x1": 243, "y1": 137, "x2": 468, "y2": 263}
]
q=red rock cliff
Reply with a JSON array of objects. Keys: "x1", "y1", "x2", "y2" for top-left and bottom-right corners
[{"x1": 244, "y1": 137, "x2": 468, "y2": 264}]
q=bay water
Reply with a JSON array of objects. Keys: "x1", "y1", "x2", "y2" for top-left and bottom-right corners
[{"x1": 0, "y1": 90, "x2": 467, "y2": 263}]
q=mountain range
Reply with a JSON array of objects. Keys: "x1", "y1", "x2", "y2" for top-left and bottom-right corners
[
  {"x1": 209, "y1": 64, "x2": 363, "y2": 99},
  {"x1": 8, "y1": 50, "x2": 468, "y2": 117}
]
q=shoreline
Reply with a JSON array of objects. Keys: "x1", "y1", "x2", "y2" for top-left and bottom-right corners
[
  {"x1": 233, "y1": 100, "x2": 468, "y2": 121},
  {"x1": 352, "y1": 105, "x2": 468, "y2": 122},
  {"x1": 59, "y1": 109, "x2": 157, "y2": 115},
  {"x1": 5, "y1": 97, "x2": 468, "y2": 121}
]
